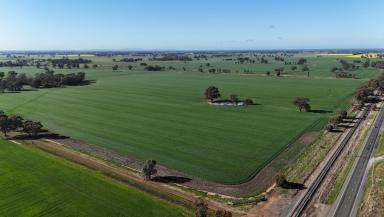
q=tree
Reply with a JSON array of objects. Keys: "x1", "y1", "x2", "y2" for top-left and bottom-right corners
[
  {"x1": 215, "y1": 210, "x2": 232, "y2": 217},
  {"x1": 245, "y1": 98, "x2": 254, "y2": 105},
  {"x1": 0, "y1": 115, "x2": 22, "y2": 137},
  {"x1": 205, "y1": 86, "x2": 221, "y2": 102},
  {"x1": 112, "y1": 65, "x2": 119, "y2": 71},
  {"x1": 0, "y1": 115, "x2": 11, "y2": 136},
  {"x1": 22, "y1": 120, "x2": 43, "y2": 137},
  {"x1": 292, "y1": 97, "x2": 311, "y2": 112},
  {"x1": 297, "y1": 58, "x2": 307, "y2": 65},
  {"x1": 326, "y1": 124, "x2": 334, "y2": 132},
  {"x1": 229, "y1": 94, "x2": 238, "y2": 104},
  {"x1": 291, "y1": 66, "x2": 297, "y2": 71},
  {"x1": 195, "y1": 198, "x2": 208, "y2": 217},
  {"x1": 275, "y1": 68, "x2": 284, "y2": 76},
  {"x1": 339, "y1": 110, "x2": 348, "y2": 119},
  {"x1": 266, "y1": 71, "x2": 271, "y2": 76},
  {"x1": 276, "y1": 174, "x2": 288, "y2": 188},
  {"x1": 128, "y1": 65, "x2": 133, "y2": 70},
  {"x1": 142, "y1": 160, "x2": 157, "y2": 180}
]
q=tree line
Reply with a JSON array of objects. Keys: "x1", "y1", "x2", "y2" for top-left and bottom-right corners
[{"x1": 0, "y1": 70, "x2": 86, "y2": 92}]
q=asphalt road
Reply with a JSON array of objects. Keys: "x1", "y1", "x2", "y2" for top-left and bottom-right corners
[
  {"x1": 287, "y1": 108, "x2": 369, "y2": 217},
  {"x1": 331, "y1": 106, "x2": 384, "y2": 217}
]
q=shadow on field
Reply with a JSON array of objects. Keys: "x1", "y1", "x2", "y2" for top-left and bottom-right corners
[
  {"x1": 310, "y1": 109, "x2": 333, "y2": 114},
  {"x1": 13, "y1": 132, "x2": 69, "y2": 140},
  {"x1": 329, "y1": 129, "x2": 344, "y2": 133},
  {"x1": 342, "y1": 119, "x2": 357, "y2": 124},
  {"x1": 282, "y1": 181, "x2": 306, "y2": 190},
  {"x1": 338, "y1": 124, "x2": 353, "y2": 129},
  {"x1": 78, "y1": 80, "x2": 96, "y2": 86},
  {"x1": 152, "y1": 176, "x2": 191, "y2": 184}
]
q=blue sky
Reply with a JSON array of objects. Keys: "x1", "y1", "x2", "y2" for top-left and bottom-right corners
[{"x1": 0, "y1": 0, "x2": 383, "y2": 50}]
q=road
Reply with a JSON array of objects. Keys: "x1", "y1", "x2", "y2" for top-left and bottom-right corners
[
  {"x1": 329, "y1": 106, "x2": 384, "y2": 217},
  {"x1": 287, "y1": 107, "x2": 370, "y2": 217}
]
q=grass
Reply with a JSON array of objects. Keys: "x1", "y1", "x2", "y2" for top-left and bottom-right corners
[
  {"x1": 375, "y1": 134, "x2": 384, "y2": 156},
  {"x1": 358, "y1": 161, "x2": 384, "y2": 216},
  {"x1": 0, "y1": 54, "x2": 378, "y2": 184},
  {"x1": 0, "y1": 139, "x2": 188, "y2": 217}
]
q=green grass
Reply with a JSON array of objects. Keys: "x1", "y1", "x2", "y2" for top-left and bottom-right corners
[
  {"x1": 0, "y1": 140, "x2": 188, "y2": 217},
  {"x1": 0, "y1": 54, "x2": 378, "y2": 184}
]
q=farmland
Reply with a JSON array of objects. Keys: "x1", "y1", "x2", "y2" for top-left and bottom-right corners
[
  {"x1": 0, "y1": 53, "x2": 380, "y2": 184},
  {"x1": 0, "y1": 139, "x2": 188, "y2": 217}
]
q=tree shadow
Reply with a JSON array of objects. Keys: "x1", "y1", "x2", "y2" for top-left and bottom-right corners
[
  {"x1": 282, "y1": 181, "x2": 306, "y2": 190},
  {"x1": 13, "y1": 132, "x2": 69, "y2": 140},
  {"x1": 338, "y1": 124, "x2": 353, "y2": 129},
  {"x1": 152, "y1": 176, "x2": 191, "y2": 184},
  {"x1": 342, "y1": 120, "x2": 357, "y2": 123},
  {"x1": 310, "y1": 109, "x2": 333, "y2": 114},
  {"x1": 21, "y1": 89, "x2": 38, "y2": 92},
  {"x1": 78, "y1": 80, "x2": 96, "y2": 86},
  {"x1": 329, "y1": 129, "x2": 344, "y2": 133}
]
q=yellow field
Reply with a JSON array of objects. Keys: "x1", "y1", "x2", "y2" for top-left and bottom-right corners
[{"x1": 320, "y1": 53, "x2": 379, "y2": 58}]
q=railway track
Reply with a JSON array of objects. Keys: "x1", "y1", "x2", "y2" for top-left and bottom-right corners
[{"x1": 287, "y1": 107, "x2": 370, "y2": 217}]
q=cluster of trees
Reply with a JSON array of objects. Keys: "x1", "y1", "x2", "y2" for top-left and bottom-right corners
[
  {"x1": 353, "y1": 73, "x2": 384, "y2": 105},
  {"x1": 205, "y1": 68, "x2": 231, "y2": 74},
  {"x1": 204, "y1": 86, "x2": 254, "y2": 105},
  {"x1": 292, "y1": 97, "x2": 311, "y2": 112},
  {"x1": 0, "y1": 112, "x2": 43, "y2": 137},
  {"x1": 326, "y1": 110, "x2": 348, "y2": 131},
  {"x1": 194, "y1": 198, "x2": 232, "y2": 217},
  {"x1": 49, "y1": 58, "x2": 92, "y2": 69},
  {"x1": 144, "y1": 65, "x2": 165, "y2": 71},
  {"x1": 0, "y1": 70, "x2": 86, "y2": 91},
  {"x1": 30, "y1": 71, "x2": 86, "y2": 88},
  {"x1": 372, "y1": 61, "x2": 384, "y2": 69},
  {"x1": 0, "y1": 60, "x2": 29, "y2": 68},
  {"x1": 297, "y1": 58, "x2": 307, "y2": 65}
]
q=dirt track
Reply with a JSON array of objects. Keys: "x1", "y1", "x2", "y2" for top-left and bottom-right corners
[
  {"x1": 40, "y1": 130, "x2": 318, "y2": 198},
  {"x1": 24, "y1": 139, "x2": 245, "y2": 216}
]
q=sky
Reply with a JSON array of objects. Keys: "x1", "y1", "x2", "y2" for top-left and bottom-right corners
[{"x1": 0, "y1": 0, "x2": 383, "y2": 50}]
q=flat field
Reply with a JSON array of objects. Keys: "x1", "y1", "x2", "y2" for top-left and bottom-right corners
[
  {"x1": 0, "y1": 140, "x2": 188, "y2": 217},
  {"x1": 0, "y1": 54, "x2": 378, "y2": 184}
]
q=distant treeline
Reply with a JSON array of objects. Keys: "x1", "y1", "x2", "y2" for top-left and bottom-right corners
[
  {"x1": 150, "y1": 55, "x2": 192, "y2": 61},
  {"x1": 0, "y1": 60, "x2": 29, "y2": 68},
  {"x1": 119, "y1": 58, "x2": 143, "y2": 62},
  {"x1": 0, "y1": 70, "x2": 86, "y2": 92},
  {"x1": 49, "y1": 58, "x2": 92, "y2": 69}
]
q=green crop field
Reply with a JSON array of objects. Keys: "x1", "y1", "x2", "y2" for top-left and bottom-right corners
[
  {"x1": 0, "y1": 139, "x2": 188, "y2": 217},
  {"x1": 0, "y1": 54, "x2": 379, "y2": 184}
]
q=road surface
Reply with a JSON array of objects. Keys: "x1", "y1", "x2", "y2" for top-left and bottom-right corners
[
  {"x1": 329, "y1": 106, "x2": 384, "y2": 217},
  {"x1": 287, "y1": 108, "x2": 369, "y2": 217}
]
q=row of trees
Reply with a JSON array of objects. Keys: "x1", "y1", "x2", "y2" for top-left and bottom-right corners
[
  {"x1": 0, "y1": 71, "x2": 86, "y2": 91},
  {"x1": 204, "y1": 86, "x2": 254, "y2": 105},
  {"x1": 353, "y1": 73, "x2": 384, "y2": 105},
  {"x1": 0, "y1": 112, "x2": 43, "y2": 137}
]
